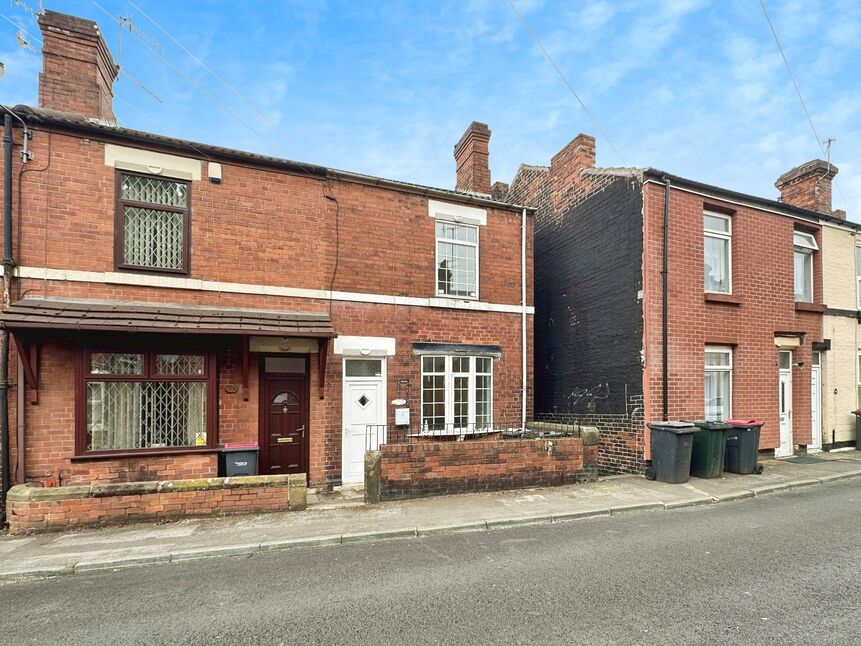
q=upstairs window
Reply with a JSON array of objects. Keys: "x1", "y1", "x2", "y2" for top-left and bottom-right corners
[
  {"x1": 793, "y1": 231, "x2": 817, "y2": 303},
  {"x1": 117, "y1": 172, "x2": 190, "y2": 274},
  {"x1": 704, "y1": 211, "x2": 732, "y2": 293},
  {"x1": 856, "y1": 244, "x2": 861, "y2": 309},
  {"x1": 436, "y1": 221, "x2": 478, "y2": 299}
]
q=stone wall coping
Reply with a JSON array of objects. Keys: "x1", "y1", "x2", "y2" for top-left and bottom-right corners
[
  {"x1": 382, "y1": 436, "x2": 589, "y2": 454},
  {"x1": 7, "y1": 473, "x2": 307, "y2": 503}
]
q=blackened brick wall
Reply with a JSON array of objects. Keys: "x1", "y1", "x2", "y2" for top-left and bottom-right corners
[
  {"x1": 535, "y1": 393, "x2": 645, "y2": 475},
  {"x1": 534, "y1": 177, "x2": 644, "y2": 415}
]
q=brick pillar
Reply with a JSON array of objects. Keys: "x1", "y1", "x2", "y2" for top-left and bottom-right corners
[
  {"x1": 454, "y1": 122, "x2": 491, "y2": 194},
  {"x1": 38, "y1": 10, "x2": 118, "y2": 123}
]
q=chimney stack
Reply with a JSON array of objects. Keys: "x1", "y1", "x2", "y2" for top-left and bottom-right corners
[
  {"x1": 38, "y1": 10, "x2": 118, "y2": 123},
  {"x1": 775, "y1": 159, "x2": 838, "y2": 216},
  {"x1": 550, "y1": 133, "x2": 596, "y2": 208},
  {"x1": 454, "y1": 122, "x2": 491, "y2": 194}
]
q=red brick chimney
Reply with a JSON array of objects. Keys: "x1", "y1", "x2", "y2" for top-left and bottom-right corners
[
  {"x1": 38, "y1": 10, "x2": 118, "y2": 123},
  {"x1": 550, "y1": 134, "x2": 596, "y2": 208},
  {"x1": 775, "y1": 159, "x2": 838, "y2": 216},
  {"x1": 454, "y1": 122, "x2": 491, "y2": 194}
]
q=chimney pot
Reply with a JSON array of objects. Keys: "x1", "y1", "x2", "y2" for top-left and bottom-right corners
[
  {"x1": 454, "y1": 122, "x2": 491, "y2": 194},
  {"x1": 38, "y1": 10, "x2": 118, "y2": 122},
  {"x1": 775, "y1": 159, "x2": 838, "y2": 216}
]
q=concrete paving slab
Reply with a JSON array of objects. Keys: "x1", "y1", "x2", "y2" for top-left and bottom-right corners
[{"x1": 2, "y1": 456, "x2": 860, "y2": 580}]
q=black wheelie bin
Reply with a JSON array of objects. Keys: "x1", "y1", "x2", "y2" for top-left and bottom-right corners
[
  {"x1": 724, "y1": 419, "x2": 764, "y2": 475},
  {"x1": 645, "y1": 421, "x2": 696, "y2": 484}
]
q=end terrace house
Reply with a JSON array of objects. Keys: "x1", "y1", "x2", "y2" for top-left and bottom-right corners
[
  {"x1": 0, "y1": 11, "x2": 534, "y2": 502},
  {"x1": 507, "y1": 134, "x2": 843, "y2": 473}
]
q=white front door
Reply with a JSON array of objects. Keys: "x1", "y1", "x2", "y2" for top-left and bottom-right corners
[
  {"x1": 777, "y1": 351, "x2": 794, "y2": 457},
  {"x1": 810, "y1": 352, "x2": 822, "y2": 451},
  {"x1": 342, "y1": 359, "x2": 386, "y2": 485}
]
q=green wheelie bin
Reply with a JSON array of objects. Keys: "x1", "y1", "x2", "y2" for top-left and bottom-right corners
[
  {"x1": 685, "y1": 420, "x2": 733, "y2": 479},
  {"x1": 645, "y1": 421, "x2": 696, "y2": 484}
]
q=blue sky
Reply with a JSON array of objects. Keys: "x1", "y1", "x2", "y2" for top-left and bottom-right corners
[{"x1": 2, "y1": 1, "x2": 859, "y2": 219}]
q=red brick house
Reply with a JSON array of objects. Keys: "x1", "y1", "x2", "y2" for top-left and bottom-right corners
[
  {"x1": 0, "y1": 10, "x2": 533, "y2": 518},
  {"x1": 509, "y1": 134, "x2": 840, "y2": 473}
]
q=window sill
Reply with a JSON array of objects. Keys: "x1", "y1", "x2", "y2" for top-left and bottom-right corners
[
  {"x1": 115, "y1": 264, "x2": 190, "y2": 278},
  {"x1": 70, "y1": 447, "x2": 219, "y2": 462},
  {"x1": 434, "y1": 294, "x2": 480, "y2": 302},
  {"x1": 704, "y1": 292, "x2": 742, "y2": 306},
  {"x1": 794, "y1": 302, "x2": 827, "y2": 313}
]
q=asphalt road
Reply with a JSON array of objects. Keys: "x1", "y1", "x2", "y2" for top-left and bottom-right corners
[{"x1": 2, "y1": 480, "x2": 860, "y2": 646}]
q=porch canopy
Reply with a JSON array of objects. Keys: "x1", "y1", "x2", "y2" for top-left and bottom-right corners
[
  {"x1": 0, "y1": 297, "x2": 335, "y2": 402},
  {"x1": 0, "y1": 297, "x2": 335, "y2": 337}
]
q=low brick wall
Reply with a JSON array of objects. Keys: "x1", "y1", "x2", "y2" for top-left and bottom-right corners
[
  {"x1": 5, "y1": 473, "x2": 307, "y2": 534},
  {"x1": 367, "y1": 435, "x2": 599, "y2": 502},
  {"x1": 534, "y1": 409, "x2": 646, "y2": 475}
]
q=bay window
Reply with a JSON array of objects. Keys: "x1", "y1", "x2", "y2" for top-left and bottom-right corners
[
  {"x1": 80, "y1": 350, "x2": 215, "y2": 453},
  {"x1": 421, "y1": 355, "x2": 492, "y2": 431},
  {"x1": 705, "y1": 346, "x2": 732, "y2": 421}
]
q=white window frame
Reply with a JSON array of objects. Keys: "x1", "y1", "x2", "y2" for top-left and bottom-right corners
[
  {"x1": 855, "y1": 243, "x2": 861, "y2": 310},
  {"x1": 703, "y1": 211, "x2": 732, "y2": 294},
  {"x1": 857, "y1": 351, "x2": 861, "y2": 409},
  {"x1": 435, "y1": 222, "x2": 479, "y2": 300},
  {"x1": 793, "y1": 231, "x2": 818, "y2": 303},
  {"x1": 704, "y1": 345, "x2": 732, "y2": 421},
  {"x1": 420, "y1": 355, "x2": 493, "y2": 431}
]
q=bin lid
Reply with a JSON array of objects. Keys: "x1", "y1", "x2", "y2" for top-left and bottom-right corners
[
  {"x1": 682, "y1": 419, "x2": 734, "y2": 431},
  {"x1": 647, "y1": 421, "x2": 696, "y2": 433},
  {"x1": 221, "y1": 442, "x2": 259, "y2": 450},
  {"x1": 726, "y1": 419, "x2": 764, "y2": 428}
]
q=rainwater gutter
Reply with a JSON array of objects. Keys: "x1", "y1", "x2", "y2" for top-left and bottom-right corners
[
  {"x1": 1, "y1": 114, "x2": 13, "y2": 524},
  {"x1": 521, "y1": 207, "x2": 528, "y2": 431}
]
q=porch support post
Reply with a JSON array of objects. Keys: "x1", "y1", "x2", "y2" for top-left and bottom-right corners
[
  {"x1": 318, "y1": 337, "x2": 329, "y2": 400},
  {"x1": 11, "y1": 332, "x2": 38, "y2": 404},
  {"x1": 241, "y1": 335, "x2": 250, "y2": 402}
]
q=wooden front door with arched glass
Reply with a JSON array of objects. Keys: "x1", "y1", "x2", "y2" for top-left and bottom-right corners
[{"x1": 260, "y1": 358, "x2": 309, "y2": 475}]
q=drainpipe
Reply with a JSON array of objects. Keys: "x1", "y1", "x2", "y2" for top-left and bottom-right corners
[
  {"x1": 661, "y1": 177, "x2": 671, "y2": 421},
  {"x1": 1, "y1": 114, "x2": 13, "y2": 524},
  {"x1": 521, "y1": 207, "x2": 527, "y2": 431}
]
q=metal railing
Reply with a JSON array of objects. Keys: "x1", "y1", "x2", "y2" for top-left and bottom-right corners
[{"x1": 365, "y1": 422, "x2": 524, "y2": 451}]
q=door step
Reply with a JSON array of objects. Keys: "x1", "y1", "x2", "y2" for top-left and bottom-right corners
[{"x1": 307, "y1": 485, "x2": 366, "y2": 510}]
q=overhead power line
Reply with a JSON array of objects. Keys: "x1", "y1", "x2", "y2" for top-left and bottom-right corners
[
  {"x1": 505, "y1": 0, "x2": 629, "y2": 169},
  {"x1": 127, "y1": 1, "x2": 316, "y2": 161},
  {"x1": 129, "y1": 1, "x2": 274, "y2": 128},
  {"x1": 91, "y1": 0, "x2": 271, "y2": 145},
  {"x1": 759, "y1": 0, "x2": 847, "y2": 209}
]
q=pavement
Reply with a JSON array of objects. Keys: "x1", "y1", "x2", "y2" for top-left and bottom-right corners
[{"x1": 1, "y1": 449, "x2": 860, "y2": 581}]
